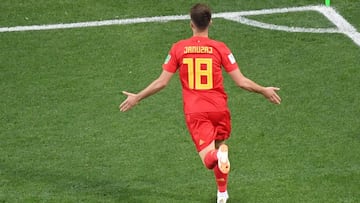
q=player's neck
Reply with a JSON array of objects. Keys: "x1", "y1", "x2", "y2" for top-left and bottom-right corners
[{"x1": 193, "y1": 31, "x2": 209, "y2": 38}]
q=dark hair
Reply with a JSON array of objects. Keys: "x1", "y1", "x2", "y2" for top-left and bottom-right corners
[{"x1": 190, "y1": 3, "x2": 212, "y2": 30}]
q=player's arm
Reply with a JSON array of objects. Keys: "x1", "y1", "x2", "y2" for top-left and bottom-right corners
[
  {"x1": 119, "y1": 70, "x2": 174, "y2": 112},
  {"x1": 228, "y1": 68, "x2": 281, "y2": 104}
]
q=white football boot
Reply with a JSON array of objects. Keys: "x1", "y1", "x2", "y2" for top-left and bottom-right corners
[{"x1": 217, "y1": 190, "x2": 229, "y2": 203}]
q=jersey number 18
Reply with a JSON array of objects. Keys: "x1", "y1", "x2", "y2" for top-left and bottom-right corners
[{"x1": 183, "y1": 58, "x2": 213, "y2": 90}]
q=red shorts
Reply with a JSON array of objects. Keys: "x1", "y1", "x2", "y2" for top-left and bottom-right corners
[{"x1": 185, "y1": 111, "x2": 231, "y2": 152}]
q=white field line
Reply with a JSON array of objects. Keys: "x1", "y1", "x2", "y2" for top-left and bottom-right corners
[
  {"x1": 224, "y1": 16, "x2": 340, "y2": 33},
  {"x1": 0, "y1": 5, "x2": 359, "y2": 47},
  {"x1": 315, "y1": 6, "x2": 360, "y2": 47},
  {"x1": 0, "y1": 15, "x2": 189, "y2": 32}
]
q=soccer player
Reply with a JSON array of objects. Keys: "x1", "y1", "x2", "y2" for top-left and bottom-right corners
[{"x1": 119, "y1": 3, "x2": 281, "y2": 203}]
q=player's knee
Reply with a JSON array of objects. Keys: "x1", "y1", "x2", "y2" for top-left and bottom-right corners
[
  {"x1": 202, "y1": 160, "x2": 215, "y2": 170},
  {"x1": 201, "y1": 153, "x2": 217, "y2": 170}
]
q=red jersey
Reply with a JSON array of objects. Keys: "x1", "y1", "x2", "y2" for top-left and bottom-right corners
[{"x1": 163, "y1": 36, "x2": 239, "y2": 114}]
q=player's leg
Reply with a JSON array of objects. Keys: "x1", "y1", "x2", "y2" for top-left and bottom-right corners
[
  {"x1": 199, "y1": 141, "x2": 229, "y2": 203},
  {"x1": 197, "y1": 138, "x2": 230, "y2": 203},
  {"x1": 185, "y1": 112, "x2": 230, "y2": 202},
  {"x1": 199, "y1": 140, "x2": 217, "y2": 169},
  {"x1": 199, "y1": 112, "x2": 231, "y2": 203},
  {"x1": 212, "y1": 110, "x2": 231, "y2": 174},
  {"x1": 185, "y1": 113, "x2": 219, "y2": 169},
  {"x1": 198, "y1": 140, "x2": 230, "y2": 173},
  {"x1": 215, "y1": 140, "x2": 225, "y2": 149},
  {"x1": 211, "y1": 111, "x2": 232, "y2": 203},
  {"x1": 214, "y1": 139, "x2": 230, "y2": 203}
]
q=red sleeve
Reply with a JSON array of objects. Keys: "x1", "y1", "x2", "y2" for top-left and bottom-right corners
[
  {"x1": 162, "y1": 44, "x2": 179, "y2": 73},
  {"x1": 219, "y1": 43, "x2": 239, "y2": 72}
]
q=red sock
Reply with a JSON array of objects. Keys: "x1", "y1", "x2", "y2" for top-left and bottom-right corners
[
  {"x1": 204, "y1": 149, "x2": 218, "y2": 169},
  {"x1": 214, "y1": 164, "x2": 228, "y2": 192}
]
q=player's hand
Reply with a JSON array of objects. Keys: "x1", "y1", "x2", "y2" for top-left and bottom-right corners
[
  {"x1": 262, "y1": 87, "x2": 281, "y2": 104},
  {"x1": 119, "y1": 91, "x2": 139, "y2": 112}
]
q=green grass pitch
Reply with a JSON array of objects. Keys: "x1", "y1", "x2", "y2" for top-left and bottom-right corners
[{"x1": 1, "y1": 0, "x2": 359, "y2": 202}]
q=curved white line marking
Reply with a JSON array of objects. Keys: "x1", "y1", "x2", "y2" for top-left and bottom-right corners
[
  {"x1": 315, "y1": 6, "x2": 360, "y2": 47},
  {"x1": 0, "y1": 5, "x2": 359, "y2": 47},
  {"x1": 224, "y1": 16, "x2": 340, "y2": 33}
]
